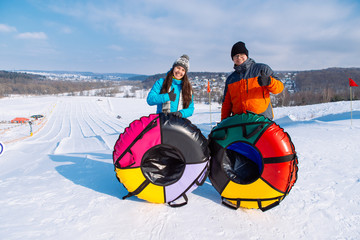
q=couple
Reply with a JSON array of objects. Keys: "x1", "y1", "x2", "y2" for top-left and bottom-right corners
[{"x1": 147, "y1": 41, "x2": 284, "y2": 120}]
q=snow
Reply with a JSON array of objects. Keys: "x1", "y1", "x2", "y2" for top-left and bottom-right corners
[{"x1": 0, "y1": 95, "x2": 360, "y2": 240}]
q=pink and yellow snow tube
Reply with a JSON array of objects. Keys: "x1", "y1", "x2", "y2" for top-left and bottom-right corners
[{"x1": 113, "y1": 113, "x2": 209, "y2": 207}]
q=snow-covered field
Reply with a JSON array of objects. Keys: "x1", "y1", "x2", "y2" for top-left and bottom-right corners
[{"x1": 0, "y1": 95, "x2": 359, "y2": 240}]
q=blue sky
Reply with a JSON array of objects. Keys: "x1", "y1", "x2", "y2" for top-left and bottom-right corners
[{"x1": 1, "y1": 0, "x2": 360, "y2": 75}]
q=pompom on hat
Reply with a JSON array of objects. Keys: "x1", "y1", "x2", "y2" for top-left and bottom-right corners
[
  {"x1": 231, "y1": 41, "x2": 249, "y2": 59},
  {"x1": 173, "y1": 54, "x2": 190, "y2": 73}
]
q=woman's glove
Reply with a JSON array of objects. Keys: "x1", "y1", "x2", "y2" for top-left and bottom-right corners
[
  {"x1": 257, "y1": 70, "x2": 271, "y2": 86},
  {"x1": 168, "y1": 88, "x2": 176, "y2": 101},
  {"x1": 171, "y1": 111, "x2": 182, "y2": 118}
]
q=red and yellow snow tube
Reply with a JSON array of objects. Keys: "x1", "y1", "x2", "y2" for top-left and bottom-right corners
[{"x1": 208, "y1": 113, "x2": 298, "y2": 211}]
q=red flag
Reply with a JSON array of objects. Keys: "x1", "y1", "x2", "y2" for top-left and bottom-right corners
[
  {"x1": 349, "y1": 78, "x2": 358, "y2": 87},
  {"x1": 207, "y1": 80, "x2": 211, "y2": 93}
]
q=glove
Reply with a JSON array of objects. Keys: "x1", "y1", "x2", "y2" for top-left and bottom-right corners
[
  {"x1": 171, "y1": 111, "x2": 182, "y2": 118},
  {"x1": 257, "y1": 70, "x2": 271, "y2": 86},
  {"x1": 168, "y1": 88, "x2": 176, "y2": 101}
]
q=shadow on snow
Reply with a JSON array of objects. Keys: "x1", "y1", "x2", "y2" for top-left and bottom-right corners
[
  {"x1": 314, "y1": 110, "x2": 360, "y2": 122},
  {"x1": 49, "y1": 152, "x2": 221, "y2": 205},
  {"x1": 275, "y1": 111, "x2": 360, "y2": 128},
  {"x1": 49, "y1": 153, "x2": 143, "y2": 203}
]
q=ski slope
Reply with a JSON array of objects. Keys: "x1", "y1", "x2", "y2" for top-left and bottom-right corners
[{"x1": 0, "y1": 96, "x2": 359, "y2": 240}]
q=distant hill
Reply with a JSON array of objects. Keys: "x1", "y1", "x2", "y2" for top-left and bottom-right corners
[
  {"x1": 127, "y1": 74, "x2": 149, "y2": 81},
  {"x1": 0, "y1": 70, "x2": 115, "y2": 97},
  {"x1": 14, "y1": 70, "x2": 146, "y2": 81},
  {"x1": 288, "y1": 67, "x2": 360, "y2": 104},
  {"x1": 0, "y1": 70, "x2": 46, "y2": 81},
  {"x1": 2, "y1": 67, "x2": 360, "y2": 105},
  {"x1": 294, "y1": 67, "x2": 360, "y2": 92}
]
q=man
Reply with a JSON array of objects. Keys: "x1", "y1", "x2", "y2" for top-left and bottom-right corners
[{"x1": 221, "y1": 41, "x2": 284, "y2": 120}]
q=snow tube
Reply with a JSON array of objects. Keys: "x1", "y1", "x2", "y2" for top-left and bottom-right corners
[
  {"x1": 113, "y1": 113, "x2": 210, "y2": 207},
  {"x1": 208, "y1": 113, "x2": 298, "y2": 211}
]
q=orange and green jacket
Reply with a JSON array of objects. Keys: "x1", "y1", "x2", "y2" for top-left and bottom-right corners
[{"x1": 221, "y1": 58, "x2": 284, "y2": 120}]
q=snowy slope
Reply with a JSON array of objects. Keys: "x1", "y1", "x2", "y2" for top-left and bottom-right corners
[{"x1": 0, "y1": 96, "x2": 359, "y2": 240}]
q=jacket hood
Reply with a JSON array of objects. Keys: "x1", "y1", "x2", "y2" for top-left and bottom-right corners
[{"x1": 234, "y1": 58, "x2": 255, "y2": 73}]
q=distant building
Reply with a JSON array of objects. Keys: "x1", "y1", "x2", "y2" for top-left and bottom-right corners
[{"x1": 11, "y1": 117, "x2": 30, "y2": 123}]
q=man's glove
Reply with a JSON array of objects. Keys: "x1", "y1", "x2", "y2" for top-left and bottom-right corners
[
  {"x1": 171, "y1": 111, "x2": 182, "y2": 118},
  {"x1": 257, "y1": 70, "x2": 271, "y2": 86},
  {"x1": 168, "y1": 88, "x2": 176, "y2": 101}
]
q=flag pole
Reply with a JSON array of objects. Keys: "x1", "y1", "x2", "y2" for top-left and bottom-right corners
[
  {"x1": 208, "y1": 79, "x2": 212, "y2": 129},
  {"x1": 350, "y1": 86, "x2": 353, "y2": 126},
  {"x1": 348, "y1": 78, "x2": 358, "y2": 126}
]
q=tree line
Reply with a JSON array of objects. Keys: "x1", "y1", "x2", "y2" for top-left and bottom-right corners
[
  {"x1": 0, "y1": 71, "x2": 115, "y2": 97},
  {"x1": 1, "y1": 68, "x2": 360, "y2": 107},
  {"x1": 289, "y1": 67, "x2": 360, "y2": 105}
]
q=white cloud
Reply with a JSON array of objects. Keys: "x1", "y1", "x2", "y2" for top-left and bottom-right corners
[
  {"x1": 108, "y1": 45, "x2": 123, "y2": 51},
  {"x1": 16, "y1": 32, "x2": 48, "y2": 40},
  {"x1": 44, "y1": 21, "x2": 74, "y2": 34},
  {"x1": 0, "y1": 23, "x2": 17, "y2": 33},
  {"x1": 61, "y1": 26, "x2": 73, "y2": 34},
  {"x1": 9, "y1": 0, "x2": 360, "y2": 73}
]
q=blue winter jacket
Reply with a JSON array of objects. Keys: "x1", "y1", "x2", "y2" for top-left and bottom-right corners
[{"x1": 146, "y1": 78, "x2": 194, "y2": 118}]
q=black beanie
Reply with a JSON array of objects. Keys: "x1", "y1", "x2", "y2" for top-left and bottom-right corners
[{"x1": 231, "y1": 41, "x2": 248, "y2": 59}]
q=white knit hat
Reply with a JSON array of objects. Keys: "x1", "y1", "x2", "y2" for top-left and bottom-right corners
[{"x1": 173, "y1": 54, "x2": 190, "y2": 72}]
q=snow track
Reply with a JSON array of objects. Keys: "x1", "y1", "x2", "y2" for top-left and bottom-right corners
[
  {"x1": 17, "y1": 98, "x2": 128, "y2": 155},
  {"x1": 0, "y1": 96, "x2": 359, "y2": 240}
]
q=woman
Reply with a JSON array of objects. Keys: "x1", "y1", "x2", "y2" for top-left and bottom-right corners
[{"x1": 147, "y1": 54, "x2": 194, "y2": 118}]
